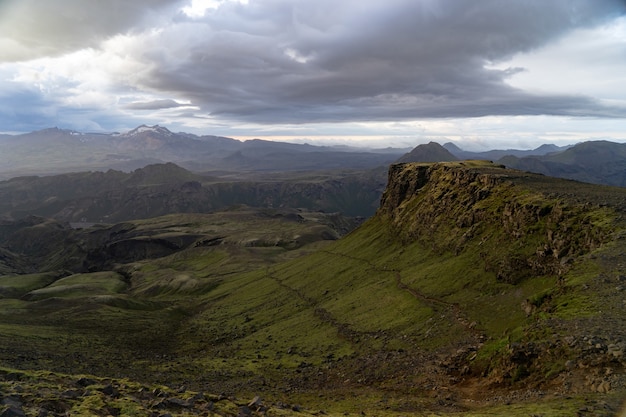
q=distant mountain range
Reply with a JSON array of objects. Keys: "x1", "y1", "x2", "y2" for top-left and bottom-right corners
[
  {"x1": 3, "y1": 125, "x2": 624, "y2": 189},
  {"x1": 499, "y1": 140, "x2": 626, "y2": 187},
  {"x1": 1, "y1": 126, "x2": 625, "y2": 225},
  {"x1": 397, "y1": 140, "x2": 569, "y2": 163},
  {"x1": 0, "y1": 125, "x2": 404, "y2": 179},
  {"x1": 442, "y1": 141, "x2": 570, "y2": 160},
  {"x1": 398, "y1": 140, "x2": 626, "y2": 188}
]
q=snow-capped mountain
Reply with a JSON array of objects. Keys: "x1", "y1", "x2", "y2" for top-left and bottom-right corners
[{"x1": 0, "y1": 125, "x2": 402, "y2": 179}]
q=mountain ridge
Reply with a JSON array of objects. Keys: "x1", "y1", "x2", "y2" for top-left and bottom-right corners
[
  {"x1": 0, "y1": 126, "x2": 403, "y2": 179},
  {"x1": 0, "y1": 162, "x2": 386, "y2": 221},
  {"x1": 501, "y1": 140, "x2": 626, "y2": 187},
  {"x1": 443, "y1": 141, "x2": 571, "y2": 160}
]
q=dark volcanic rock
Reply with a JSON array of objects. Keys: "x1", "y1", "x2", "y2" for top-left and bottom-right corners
[{"x1": 0, "y1": 406, "x2": 25, "y2": 417}]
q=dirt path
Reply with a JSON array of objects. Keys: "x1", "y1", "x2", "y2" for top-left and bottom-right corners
[
  {"x1": 319, "y1": 250, "x2": 485, "y2": 338},
  {"x1": 263, "y1": 268, "x2": 374, "y2": 347},
  {"x1": 262, "y1": 248, "x2": 486, "y2": 357}
]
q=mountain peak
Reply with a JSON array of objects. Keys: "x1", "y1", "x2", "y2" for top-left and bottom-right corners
[
  {"x1": 442, "y1": 142, "x2": 463, "y2": 152},
  {"x1": 396, "y1": 141, "x2": 458, "y2": 163},
  {"x1": 34, "y1": 127, "x2": 82, "y2": 136},
  {"x1": 123, "y1": 124, "x2": 173, "y2": 137}
]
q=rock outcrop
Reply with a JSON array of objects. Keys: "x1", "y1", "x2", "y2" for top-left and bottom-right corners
[
  {"x1": 381, "y1": 161, "x2": 614, "y2": 282},
  {"x1": 379, "y1": 161, "x2": 626, "y2": 395}
]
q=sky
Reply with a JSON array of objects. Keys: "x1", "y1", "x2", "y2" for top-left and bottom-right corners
[{"x1": 0, "y1": 0, "x2": 625, "y2": 150}]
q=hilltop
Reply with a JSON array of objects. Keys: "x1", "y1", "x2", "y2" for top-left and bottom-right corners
[
  {"x1": 395, "y1": 141, "x2": 458, "y2": 163},
  {"x1": 1, "y1": 161, "x2": 626, "y2": 415}
]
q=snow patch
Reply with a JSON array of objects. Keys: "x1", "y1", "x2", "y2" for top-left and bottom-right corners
[{"x1": 123, "y1": 125, "x2": 173, "y2": 137}]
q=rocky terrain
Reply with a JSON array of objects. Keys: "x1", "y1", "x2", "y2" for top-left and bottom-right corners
[
  {"x1": 0, "y1": 163, "x2": 387, "y2": 221},
  {"x1": 1, "y1": 161, "x2": 626, "y2": 416},
  {"x1": 0, "y1": 367, "x2": 320, "y2": 417}
]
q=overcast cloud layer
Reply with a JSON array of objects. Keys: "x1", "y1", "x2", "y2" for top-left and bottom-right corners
[{"x1": 0, "y1": 0, "x2": 625, "y2": 148}]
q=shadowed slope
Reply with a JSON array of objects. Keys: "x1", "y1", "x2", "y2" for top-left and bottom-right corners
[{"x1": 500, "y1": 140, "x2": 626, "y2": 187}]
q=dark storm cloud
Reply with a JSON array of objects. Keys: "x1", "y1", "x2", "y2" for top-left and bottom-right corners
[
  {"x1": 135, "y1": 0, "x2": 625, "y2": 123},
  {"x1": 1, "y1": 0, "x2": 624, "y2": 133}
]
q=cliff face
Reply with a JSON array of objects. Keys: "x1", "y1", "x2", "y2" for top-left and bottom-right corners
[
  {"x1": 0, "y1": 163, "x2": 385, "y2": 221},
  {"x1": 380, "y1": 161, "x2": 614, "y2": 283},
  {"x1": 374, "y1": 161, "x2": 626, "y2": 396}
]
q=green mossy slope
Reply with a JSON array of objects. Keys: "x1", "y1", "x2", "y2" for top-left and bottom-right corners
[{"x1": 1, "y1": 162, "x2": 625, "y2": 416}]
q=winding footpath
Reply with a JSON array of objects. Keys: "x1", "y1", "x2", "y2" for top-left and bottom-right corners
[{"x1": 319, "y1": 249, "x2": 485, "y2": 338}]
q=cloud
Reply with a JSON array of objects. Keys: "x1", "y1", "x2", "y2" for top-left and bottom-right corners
[
  {"x1": 495, "y1": 15, "x2": 626, "y2": 101},
  {"x1": 122, "y1": 0, "x2": 626, "y2": 124},
  {"x1": 0, "y1": 0, "x2": 181, "y2": 62},
  {"x1": 0, "y1": 0, "x2": 624, "y2": 138},
  {"x1": 0, "y1": 86, "x2": 59, "y2": 131},
  {"x1": 124, "y1": 99, "x2": 187, "y2": 110}
]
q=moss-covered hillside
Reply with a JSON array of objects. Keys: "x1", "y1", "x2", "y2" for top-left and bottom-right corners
[{"x1": 1, "y1": 161, "x2": 626, "y2": 416}]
